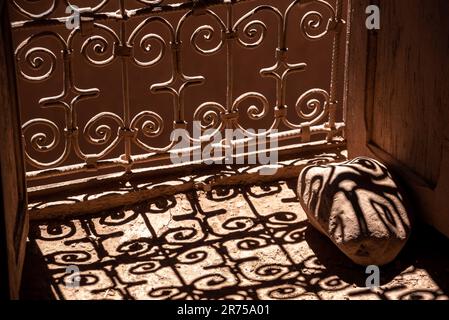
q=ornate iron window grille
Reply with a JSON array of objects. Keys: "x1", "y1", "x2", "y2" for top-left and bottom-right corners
[{"x1": 10, "y1": 0, "x2": 347, "y2": 188}]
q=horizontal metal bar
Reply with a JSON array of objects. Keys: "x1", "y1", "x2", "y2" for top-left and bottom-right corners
[
  {"x1": 27, "y1": 140, "x2": 347, "y2": 199},
  {"x1": 11, "y1": 0, "x2": 259, "y2": 29},
  {"x1": 11, "y1": 11, "x2": 122, "y2": 29},
  {"x1": 26, "y1": 123, "x2": 345, "y2": 181}
]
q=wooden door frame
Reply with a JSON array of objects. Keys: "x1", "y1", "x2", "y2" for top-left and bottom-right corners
[
  {"x1": 0, "y1": 0, "x2": 29, "y2": 299},
  {"x1": 0, "y1": 165, "x2": 11, "y2": 300},
  {"x1": 345, "y1": 0, "x2": 427, "y2": 183},
  {"x1": 345, "y1": 0, "x2": 449, "y2": 237},
  {"x1": 345, "y1": 0, "x2": 428, "y2": 206}
]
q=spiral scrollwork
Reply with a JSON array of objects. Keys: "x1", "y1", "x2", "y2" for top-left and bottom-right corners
[
  {"x1": 131, "y1": 111, "x2": 164, "y2": 138},
  {"x1": 237, "y1": 20, "x2": 267, "y2": 48},
  {"x1": 134, "y1": 33, "x2": 166, "y2": 67},
  {"x1": 15, "y1": 32, "x2": 65, "y2": 82},
  {"x1": 18, "y1": 47, "x2": 57, "y2": 81},
  {"x1": 300, "y1": 11, "x2": 328, "y2": 40},
  {"x1": 76, "y1": 112, "x2": 124, "y2": 160},
  {"x1": 22, "y1": 118, "x2": 70, "y2": 169},
  {"x1": 233, "y1": 6, "x2": 282, "y2": 48},
  {"x1": 190, "y1": 24, "x2": 224, "y2": 55},
  {"x1": 127, "y1": 16, "x2": 174, "y2": 67},
  {"x1": 193, "y1": 102, "x2": 226, "y2": 133},
  {"x1": 299, "y1": 0, "x2": 337, "y2": 40},
  {"x1": 23, "y1": 118, "x2": 60, "y2": 152},
  {"x1": 230, "y1": 92, "x2": 278, "y2": 137},
  {"x1": 176, "y1": 9, "x2": 225, "y2": 52},
  {"x1": 232, "y1": 92, "x2": 270, "y2": 121},
  {"x1": 80, "y1": 24, "x2": 119, "y2": 66},
  {"x1": 83, "y1": 112, "x2": 124, "y2": 146},
  {"x1": 129, "y1": 111, "x2": 174, "y2": 153},
  {"x1": 294, "y1": 88, "x2": 330, "y2": 125}
]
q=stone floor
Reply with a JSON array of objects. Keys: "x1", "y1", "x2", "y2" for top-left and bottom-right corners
[{"x1": 21, "y1": 180, "x2": 449, "y2": 300}]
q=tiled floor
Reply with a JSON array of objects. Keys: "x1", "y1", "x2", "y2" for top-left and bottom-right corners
[{"x1": 21, "y1": 180, "x2": 449, "y2": 300}]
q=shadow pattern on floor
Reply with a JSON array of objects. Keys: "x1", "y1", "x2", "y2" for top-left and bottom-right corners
[{"x1": 21, "y1": 180, "x2": 449, "y2": 300}]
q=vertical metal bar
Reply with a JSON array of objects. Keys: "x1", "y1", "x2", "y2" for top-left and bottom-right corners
[
  {"x1": 172, "y1": 42, "x2": 183, "y2": 123},
  {"x1": 328, "y1": 0, "x2": 343, "y2": 140},
  {"x1": 64, "y1": 48, "x2": 79, "y2": 161},
  {"x1": 223, "y1": 1, "x2": 237, "y2": 161},
  {"x1": 119, "y1": 0, "x2": 132, "y2": 172},
  {"x1": 225, "y1": 1, "x2": 234, "y2": 114}
]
